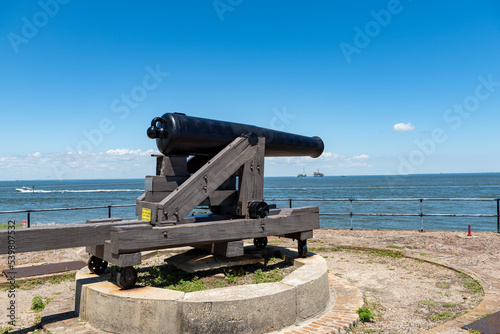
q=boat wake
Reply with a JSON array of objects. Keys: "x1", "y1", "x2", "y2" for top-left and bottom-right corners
[{"x1": 15, "y1": 188, "x2": 143, "y2": 193}]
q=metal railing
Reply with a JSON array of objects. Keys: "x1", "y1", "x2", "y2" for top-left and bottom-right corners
[
  {"x1": 1, "y1": 198, "x2": 499, "y2": 232},
  {"x1": 266, "y1": 198, "x2": 500, "y2": 232},
  {"x1": 0, "y1": 204, "x2": 135, "y2": 227}
]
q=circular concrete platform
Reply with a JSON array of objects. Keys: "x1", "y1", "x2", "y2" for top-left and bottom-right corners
[{"x1": 75, "y1": 246, "x2": 330, "y2": 334}]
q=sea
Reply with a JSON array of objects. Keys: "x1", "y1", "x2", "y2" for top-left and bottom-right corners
[{"x1": 1, "y1": 173, "x2": 500, "y2": 231}]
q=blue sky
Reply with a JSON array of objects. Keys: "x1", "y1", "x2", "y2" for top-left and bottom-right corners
[{"x1": 1, "y1": 0, "x2": 499, "y2": 180}]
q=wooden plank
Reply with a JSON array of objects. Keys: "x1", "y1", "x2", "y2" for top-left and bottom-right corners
[
  {"x1": 156, "y1": 156, "x2": 189, "y2": 176},
  {"x1": 283, "y1": 230, "x2": 314, "y2": 240},
  {"x1": 110, "y1": 207, "x2": 319, "y2": 253},
  {"x1": 172, "y1": 190, "x2": 236, "y2": 208},
  {"x1": 195, "y1": 240, "x2": 244, "y2": 257},
  {"x1": 144, "y1": 175, "x2": 188, "y2": 192},
  {"x1": 166, "y1": 250, "x2": 263, "y2": 273},
  {"x1": 86, "y1": 244, "x2": 105, "y2": 258},
  {"x1": 85, "y1": 218, "x2": 123, "y2": 224},
  {"x1": 158, "y1": 136, "x2": 258, "y2": 222},
  {"x1": 0, "y1": 220, "x2": 149, "y2": 254},
  {"x1": 145, "y1": 191, "x2": 172, "y2": 202},
  {"x1": 136, "y1": 201, "x2": 159, "y2": 223},
  {"x1": 103, "y1": 241, "x2": 142, "y2": 267},
  {"x1": 2, "y1": 261, "x2": 86, "y2": 278},
  {"x1": 208, "y1": 190, "x2": 238, "y2": 206},
  {"x1": 238, "y1": 138, "x2": 265, "y2": 217},
  {"x1": 135, "y1": 192, "x2": 145, "y2": 216}
]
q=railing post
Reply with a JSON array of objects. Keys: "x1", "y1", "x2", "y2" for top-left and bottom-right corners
[
  {"x1": 350, "y1": 199, "x2": 353, "y2": 230},
  {"x1": 289, "y1": 199, "x2": 292, "y2": 209},
  {"x1": 27, "y1": 211, "x2": 31, "y2": 228},
  {"x1": 419, "y1": 199, "x2": 423, "y2": 232},
  {"x1": 497, "y1": 199, "x2": 499, "y2": 233},
  {"x1": 108, "y1": 205, "x2": 112, "y2": 218}
]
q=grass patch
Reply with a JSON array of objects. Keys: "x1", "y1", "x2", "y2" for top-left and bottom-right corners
[
  {"x1": 436, "y1": 282, "x2": 449, "y2": 289},
  {"x1": 308, "y1": 246, "x2": 327, "y2": 252},
  {"x1": 21, "y1": 278, "x2": 45, "y2": 290},
  {"x1": 467, "y1": 330, "x2": 481, "y2": 334},
  {"x1": 49, "y1": 273, "x2": 75, "y2": 284},
  {"x1": 430, "y1": 312, "x2": 453, "y2": 321},
  {"x1": 18, "y1": 273, "x2": 76, "y2": 290},
  {"x1": 365, "y1": 249, "x2": 403, "y2": 258},
  {"x1": 252, "y1": 268, "x2": 284, "y2": 284},
  {"x1": 387, "y1": 245, "x2": 403, "y2": 249},
  {"x1": 224, "y1": 267, "x2": 247, "y2": 284},
  {"x1": 3, "y1": 281, "x2": 20, "y2": 291},
  {"x1": 172, "y1": 277, "x2": 205, "y2": 292},
  {"x1": 420, "y1": 300, "x2": 436, "y2": 306},
  {"x1": 443, "y1": 303, "x2": 457, "y2": 308},
  {"x1": 463, "y1": 279, "x2": 482, "y2": 293},
  {"x1": 357, "y1": 306, "x2": 375, "y2": 322},
  {"x1": 33, "y1": 314, "x2": 42, "y2": 326},
  {"x1": 31, "y1": 296, "x2": 46, "y2": 312},
  {"x1": 363, "y1": 298, "x2": 386, "y2": 319},
  {"x1": 1, "y1": 327, "x2": 13, "y2": 334},
  {"x1": 137, "y1": 256, "x2": 294, "y2": 292}
]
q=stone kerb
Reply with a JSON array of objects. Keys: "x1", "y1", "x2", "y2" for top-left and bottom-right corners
[{"x1": 75, "y1": 247, "x2": 330, "y2": 334}]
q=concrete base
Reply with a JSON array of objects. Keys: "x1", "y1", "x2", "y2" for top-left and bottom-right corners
[{"x1": 75, "y1": 246, "x2": 330, "y2": 334}]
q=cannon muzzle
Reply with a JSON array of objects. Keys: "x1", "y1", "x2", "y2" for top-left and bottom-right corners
[{"x1": 147, "y1": 113, "x2": 324, "y2": 158}]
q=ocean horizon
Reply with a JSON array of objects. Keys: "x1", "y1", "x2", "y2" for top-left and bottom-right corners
[
  {"x1": 3, "y1": 171, "x2": 500, "y2": 182},
  {"x1": 1, "y1": 172, "x2": 500, "y2": 231}
]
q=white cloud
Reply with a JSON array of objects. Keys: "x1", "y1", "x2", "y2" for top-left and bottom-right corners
[
  {"x1": 0, "y1": 149, "x2": 160, "y2": 180},
  {"x1": 393, "y1": 122, "x2": 415, "y2": 132},
  {"x1": 352, "y1": 154, "x2": 369, "y2": 160}
]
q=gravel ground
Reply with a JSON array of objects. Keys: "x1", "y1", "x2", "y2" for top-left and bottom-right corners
[{"x1": 1, "y1": 229, "x2": 497, "y2": 333}]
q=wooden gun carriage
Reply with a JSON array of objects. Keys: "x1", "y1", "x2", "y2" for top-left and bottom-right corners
[{"x1": 1, "y1": 113, "x2": 324, "y2": 289}]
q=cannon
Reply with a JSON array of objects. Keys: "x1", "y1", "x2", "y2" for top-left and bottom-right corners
[
  {"x1": 147, "y1": 112, "x2": 324, "y2": 158},
  {"x1": 0, "y1": 114, "x2": 323, "y2": 290}
]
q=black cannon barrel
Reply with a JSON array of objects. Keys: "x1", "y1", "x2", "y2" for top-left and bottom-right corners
[{"x1": 147, "y1": 113, "x2": 324, "y2": 158}]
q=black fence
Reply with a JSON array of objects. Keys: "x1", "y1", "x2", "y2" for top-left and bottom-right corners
[
  {"x1": 0, "y1": 204, "x2": 135, "y2": 227},
  {"x1": 1, "y1": 198, "x2": 499, "y2": 232},
  {"x1": 268, "y1": 198, "x2": 500, "y2": 232}
]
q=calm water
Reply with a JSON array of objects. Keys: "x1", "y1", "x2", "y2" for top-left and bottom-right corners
[{"x1": 1, "y1": 173, "x2": 499, "y2": 231}]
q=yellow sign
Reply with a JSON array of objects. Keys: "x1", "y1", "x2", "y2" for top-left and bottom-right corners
[{"x1": 142, "y1": 208, "x2": 151, "y2": 221}]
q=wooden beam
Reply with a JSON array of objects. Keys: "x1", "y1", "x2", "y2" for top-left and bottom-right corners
[
  {"x1": 155, "y1": 155, "x2": 189, "y2": 176},
  {"x1": 195, "y1": 240, "x2": 244, "y2": 258},
  {"x1": 110, "y1": 207, "x2": 319, "y2": 253},
  {"x1": 158, "y1": 136, "x2": 258, "y2": 223},
  {"x1": 144, "y1": 175, "x2": 189, "y2": 192},
  {"x1": 103, "y1": 241, "x2": 142, "y2": 267},
  {"x1": 238, "y1": 138, "x2": 265, "y2": 217},
  {"x1": 283, "y1": 230, "x2": 314, "y2": 240},
  {"x1": 135, "y1": 193, "x2": 145, "y2": 217},
  {"x1": 0, "y1": 220, "x2": 149, "y2": 254}
]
